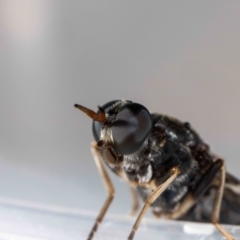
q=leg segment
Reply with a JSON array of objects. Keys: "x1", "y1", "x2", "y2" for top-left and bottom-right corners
[
  {"x1": 168, "y1": 159, "x2": 234, "y2": 240},
  {"x1": 169, "y1": 159, "x2": 224, "y2": 219},
  {"x1": 128, "y1": 167, "x2": 180, "y2": 240},
  {"x1": 128, "y1": 186, "x2": 140, "y2": 216},
  {"x1": 87, "y1": 142, "x2": 115, "y2": 240},
  {"x1": 212, "y1": 160, "x2": 234, "y2": 240}
]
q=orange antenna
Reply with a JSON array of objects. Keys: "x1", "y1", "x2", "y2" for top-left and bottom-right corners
[{"x1": 74, "y1": 104, "x2": 107, "y2": 122}]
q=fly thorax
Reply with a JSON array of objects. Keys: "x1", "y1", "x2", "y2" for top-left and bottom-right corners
[
  {"x1": 123, "y1": 159, "x2": 153, "y2": 183},
  {"x1": 123, "y1": 141, "x2": 153, "y2": 184}
]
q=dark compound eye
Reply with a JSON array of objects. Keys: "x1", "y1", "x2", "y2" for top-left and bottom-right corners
[
  {"x1": 92, "y1": 100, "x2": 119, "y2": 142},
  {"x1": 111, "y1": 103, "x2": 152, "y2": 155}
]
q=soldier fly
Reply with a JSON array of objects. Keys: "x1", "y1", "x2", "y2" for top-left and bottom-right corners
[{"x1": 74, "y1": 100, "x2": 240, "y2": 240}]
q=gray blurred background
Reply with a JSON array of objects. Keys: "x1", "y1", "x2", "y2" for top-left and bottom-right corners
[{"x1": 0, "y1": 1, "x2": 240, "y2": 214}]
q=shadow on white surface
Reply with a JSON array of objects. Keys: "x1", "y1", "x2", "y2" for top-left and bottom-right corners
[{"x1": 0, "y1": 197, "x2": 239, "y2": 240}]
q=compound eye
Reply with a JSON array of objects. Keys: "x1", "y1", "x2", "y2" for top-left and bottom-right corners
[
  {"x1": 92, "y1": 100, "x2": 119, "y2": 142},
  {"x1": 111, "y1": 103, "x2": 152, "y2": 155}
]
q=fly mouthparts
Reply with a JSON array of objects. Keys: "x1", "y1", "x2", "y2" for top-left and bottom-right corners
[{"x1": 97, "y1": 140, "x2": 113, "y2": 148}]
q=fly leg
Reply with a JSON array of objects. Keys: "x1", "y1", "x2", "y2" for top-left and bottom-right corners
[
  {"x1": 87, "y1": 142, "x2": 115, "y2": 240},
  {"x1": 192, "y1": 159, "x2": 234, "y2": 239},
  {"x1": 168, "y1": 159, "x2": 234, "y2": 240},
  {"x1": 212, "y1": 159, "x2": 234, "y2": 240},
  {"x1": 128, "y1": 186, "x2": 140, "y2": 216},
  {"x1": 128, "y1": 167, "x2": 180, "y2": 240}
]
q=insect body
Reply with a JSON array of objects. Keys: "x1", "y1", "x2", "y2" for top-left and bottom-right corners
[{"x1": 75, "y1": 100, "x2": 240, "y2": 240}]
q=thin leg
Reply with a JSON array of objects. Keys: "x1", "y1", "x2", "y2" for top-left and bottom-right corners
[
  {"x1": 167, "y1": 159, "x2": 234, "y2": 239},
  {"x1": 87, "y1": 142, "x2": 115, "y2": 240},
  {"x1": 129, "y1": 186, "x2": 140, "y2": 216},
  {"x1": 211, "y1": 160, "x2": 234, "y2": 240},
  {"x1": 128, "y1": 167, "x2": 180, "y2": 240},
  {"x1": 169, "y1": 159, "x2": 224, "y2": 220}
]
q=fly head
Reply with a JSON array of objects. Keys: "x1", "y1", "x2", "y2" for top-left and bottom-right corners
[{"x1": 74, "y1": 100, "x2": 153, "y2": 156}]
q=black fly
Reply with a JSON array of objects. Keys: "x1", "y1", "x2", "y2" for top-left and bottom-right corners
[{"x1": 74, "y1": 100, "x2": 240, "y2": 240}]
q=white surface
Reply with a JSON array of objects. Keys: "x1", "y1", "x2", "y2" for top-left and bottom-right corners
[{"x1": 0, "y1": 197, "x2": 239, "y2": 240}]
